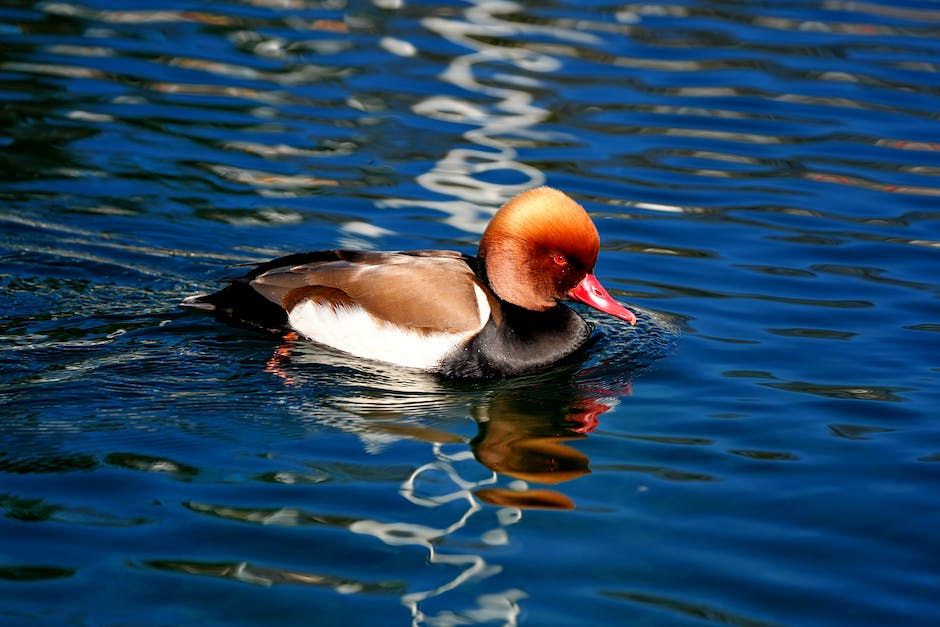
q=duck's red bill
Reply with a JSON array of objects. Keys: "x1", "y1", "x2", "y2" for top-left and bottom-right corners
[{"x1": 568, "y1": 274, "x2": 637, "y2": 325}]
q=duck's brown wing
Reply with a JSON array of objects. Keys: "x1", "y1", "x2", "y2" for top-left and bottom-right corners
[{"x1": 249, "y1": 250, "x2": 491, "y2": 335}]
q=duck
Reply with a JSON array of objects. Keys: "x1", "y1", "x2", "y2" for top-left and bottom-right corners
[{"x1": 183, "y1": 186, "x2": 637, "y2": 378}]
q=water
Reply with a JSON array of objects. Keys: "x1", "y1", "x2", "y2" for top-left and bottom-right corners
[{"x1": 2, "y1": 0, "x2": 939, "y2": 625}]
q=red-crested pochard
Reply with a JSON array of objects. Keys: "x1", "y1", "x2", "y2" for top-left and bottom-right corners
[{"x1": 183, "y1": 187, "x2": 636, "y2": 377}]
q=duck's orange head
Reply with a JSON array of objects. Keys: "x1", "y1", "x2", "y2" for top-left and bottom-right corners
[{"x1": 478, "y1": 187, "x2": 636, "y2": 324}]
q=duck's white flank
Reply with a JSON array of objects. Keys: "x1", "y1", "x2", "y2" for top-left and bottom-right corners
[{"x1": 286, "y1": 283, "x2": 491, "y2": 370}]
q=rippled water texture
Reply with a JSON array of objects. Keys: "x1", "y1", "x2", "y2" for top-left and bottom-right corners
[{"x1": 2, "y1": 1, "x2": 940, "y2": 625}]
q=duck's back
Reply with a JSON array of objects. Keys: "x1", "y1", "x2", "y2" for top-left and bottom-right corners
[{"x1": 184, "y1": 249, "x2": 496, "y2": 370}]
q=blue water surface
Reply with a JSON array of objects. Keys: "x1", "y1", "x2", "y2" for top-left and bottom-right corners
[{"x1": 2, "y1": 1, "x2": 940, "y2": 625}]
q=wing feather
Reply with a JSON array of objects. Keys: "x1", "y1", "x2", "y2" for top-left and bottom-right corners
[{"x1": 250, "y1": 251, "x2": 489, "y2": 334}]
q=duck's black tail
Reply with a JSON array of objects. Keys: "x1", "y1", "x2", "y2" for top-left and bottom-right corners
[
  {"x1": 181, "y1": 280, "x2": 289, "y2": 334},
  {"x1": 181, "y1": 250, "x2": 356, "y2": 334}
]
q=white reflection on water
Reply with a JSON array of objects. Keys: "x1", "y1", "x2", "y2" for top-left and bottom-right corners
[
  {"x1": 379, "y1": 0, "x2": 601, "y2": 234},
  {"x1": 350, "y1": 444, "x2": 525, "y2": 626}
]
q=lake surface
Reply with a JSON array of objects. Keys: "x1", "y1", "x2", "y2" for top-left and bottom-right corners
[{"x1": 2, "y1": 0, "x2": 939, "y2": 625}]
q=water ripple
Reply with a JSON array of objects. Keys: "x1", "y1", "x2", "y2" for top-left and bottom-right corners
[{"x1": 2, "y1": 0, "x2": 940, "y2": 625}]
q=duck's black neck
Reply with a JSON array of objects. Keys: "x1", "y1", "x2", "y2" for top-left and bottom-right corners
[{"x1": 439, "y1": 298, "x2": 592, "y2": 378}]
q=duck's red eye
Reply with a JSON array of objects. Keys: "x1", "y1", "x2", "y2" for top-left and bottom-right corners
[{"x1": 552, "y1": 254, "x2": 568, "y2": 266}]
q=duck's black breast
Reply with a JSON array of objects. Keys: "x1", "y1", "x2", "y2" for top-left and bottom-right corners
[{"x1": 437, "y1": 302, "x2": 592, "y2": 378}]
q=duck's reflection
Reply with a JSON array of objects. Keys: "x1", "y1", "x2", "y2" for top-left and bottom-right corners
[
  {"x1": 258, "y1": 333, "x2": 634, "y2": 624},
  {"x1": 468, "y1": 385, "x2": 609, "y2": 510},
  {"x1": 266, "y1": 333, "x2": 622, "y2": 502}
]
